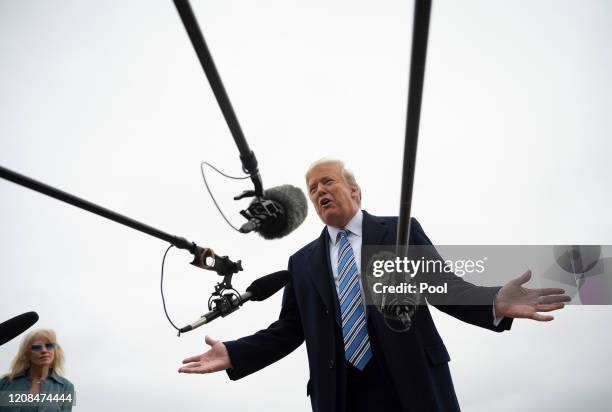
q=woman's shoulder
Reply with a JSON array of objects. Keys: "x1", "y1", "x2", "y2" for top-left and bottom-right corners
[{"x1": 0, "y1": 374, "x2": 26, "y2": 390}]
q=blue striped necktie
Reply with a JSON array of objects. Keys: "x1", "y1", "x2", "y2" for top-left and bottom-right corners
[{"x1": 337, "y1": 229, "x2": 372, "y2": 370}]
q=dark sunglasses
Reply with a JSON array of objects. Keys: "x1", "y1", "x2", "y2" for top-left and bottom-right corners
[{"x1": 30, "y1": 343, "x2": 56, "y2": 352}]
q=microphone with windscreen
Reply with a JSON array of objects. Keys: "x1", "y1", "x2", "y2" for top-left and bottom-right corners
[
  {"x1": 173, "y1": 1, "x2": 307, "y2": 240},
  {"x1": 179, "y1": 270, "x2": 290, "y2": 333},
  {"x1": 238, "y1": 185, "x2": 307, "y2": 239},
  {"x1": 0, "y1": 311, "x2": 39, "y2": 346}
]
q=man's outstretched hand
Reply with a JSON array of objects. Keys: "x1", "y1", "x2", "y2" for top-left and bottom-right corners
[
  {"x1": 494, "y1": 270, "x2": 571, "y2": 321},
  {"x1": 179, "y1": 335, "x2": 232, "y2": 374}
]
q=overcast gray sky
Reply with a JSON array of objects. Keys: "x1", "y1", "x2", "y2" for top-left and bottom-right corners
[{"x1": 1, "y1": 0, "x2": 611, "y2": 411}]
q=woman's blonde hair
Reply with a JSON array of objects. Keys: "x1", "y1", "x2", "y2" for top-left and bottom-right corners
[{"x1": 5, "y1": 329, "x2": 65, "y2": 380}]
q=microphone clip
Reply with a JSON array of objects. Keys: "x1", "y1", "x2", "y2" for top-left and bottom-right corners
[
  {"x1": 238, "y1": 198, "x2": 285, "y2": 234},
  {"x1": 190, "y1": 247, "x2": 244, "y2": 314},
  {"x1": 187, "y1": 246, "x2": 244, "y2": 323},
  {"x1": 207, "y1": 283, "x2": 242, "y2": 318},
  {"x1": 207, "y1": 270, "x2": 244, "y2": 321},
  {"x1": 190, "y1": 246, "x2": 243, "y2": 277}
]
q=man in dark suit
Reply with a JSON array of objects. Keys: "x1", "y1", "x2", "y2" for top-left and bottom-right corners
[{"x1": 179, "y1": 159, "x2": 570, "y2": 411}]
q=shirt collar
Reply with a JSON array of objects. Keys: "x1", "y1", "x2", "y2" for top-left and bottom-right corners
[
  {"x1": 327, "y1": 210, "x2": 363, "y2": 245},
  {"x1": 13, "y1": 369, "x2": 62, "y2": 383},
  {"x1": 47, "y1": 370, "x2": 62, "y2": 383}
]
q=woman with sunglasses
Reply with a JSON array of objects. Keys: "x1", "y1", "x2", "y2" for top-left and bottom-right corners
[{"x1": 0, "y1": 329, "x2": 74, "y2": 411}]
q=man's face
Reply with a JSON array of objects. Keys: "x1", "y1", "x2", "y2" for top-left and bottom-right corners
[{"x1": 306, "y1": 163, "x2": 360, "y2": 228}]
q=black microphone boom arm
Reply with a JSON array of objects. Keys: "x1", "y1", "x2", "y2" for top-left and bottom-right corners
[
  {"x1": 379, "y1": 0, "x2": 432, "y2": 331},
  {"x1": 397, "y1": 0, "x2": 432, "y2": 255},
  {"x1": 173, "y1": 0, "x2": 263, "y2": 197},
  {"x1": 0, "y1": 165, "x2": 241, "y2": 276}
]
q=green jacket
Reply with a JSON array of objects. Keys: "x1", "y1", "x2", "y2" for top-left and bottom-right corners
[{"x1": 0, "y1": 370, "x2": 74, "y2": 411}]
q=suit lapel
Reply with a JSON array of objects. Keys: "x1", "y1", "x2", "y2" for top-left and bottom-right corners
[
  {"x1": 362, "y1": 210, "x2": 391, "y2": 248},
  {"x1": 361, "y1": 211, "x2": 391, "y2": 319},
  {"x1": 307, "y1": 228, "x2": 337, "y2": 317}
]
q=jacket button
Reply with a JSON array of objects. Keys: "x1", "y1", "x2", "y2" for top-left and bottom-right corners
[
  {"x1": 324, "y1": 309, "x2": 329, "y2": 316},
  {"x1": 328, "y1": 359, "x2": 335, "y2": 369}
]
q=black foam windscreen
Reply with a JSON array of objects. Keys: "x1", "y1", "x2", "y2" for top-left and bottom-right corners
[
  {"x1": 256, "y1": 185, "x2": 307, "y2": 239},
  {"x1": 0, "y1": 311, "x2": 39, "y2": 346},
  {"x1": 246, "y1": 270, "x2": 290, "y2": 301}
]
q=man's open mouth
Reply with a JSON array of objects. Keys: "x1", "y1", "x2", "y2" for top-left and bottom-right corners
[{"x1": 320, "y1": 198, "x2": 332, "y2": 207}]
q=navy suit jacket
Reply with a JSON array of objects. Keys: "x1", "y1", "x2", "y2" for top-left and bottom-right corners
[{"x1": 225, "y1": 212, "x2": 513, "y2": 412}]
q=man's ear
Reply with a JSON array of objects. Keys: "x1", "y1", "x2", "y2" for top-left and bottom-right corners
[{"x1": 351, "y1": 184, "x2": 361, "y2": 203}]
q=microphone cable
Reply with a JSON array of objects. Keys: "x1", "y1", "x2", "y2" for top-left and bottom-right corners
[
  {"x1": 200, "y1": 161, "x2": 250, "y2": 233},
  {"x1": 160, "y1": 244, "x2": 182, "y2": 336},
  {"x1": 161, "y1": 162, "x2": 249, "y2": 335}
]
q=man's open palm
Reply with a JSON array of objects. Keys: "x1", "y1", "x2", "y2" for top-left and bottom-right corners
[
  {"x1": 179, "y1": 335, "x2": 232, "y2": 374},
  {"x1": 495, "y1": 270, "x2": 571, "y2": 321}
]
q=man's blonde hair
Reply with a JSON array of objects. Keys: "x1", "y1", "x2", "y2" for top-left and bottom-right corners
[{"x1": 305, "y1": 158, "x2": 361, "y2": 204}]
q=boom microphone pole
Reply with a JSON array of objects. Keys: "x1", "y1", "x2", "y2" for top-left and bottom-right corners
[
  {"x1": 381, "y1": 0, "x2": 432, "y2": 330},
  {"x1": 397, "y1": 0, "x2": 432, "y2": 252},
  {"x1": 173, "y1": 0, "x2": 262, "y2": 197},
  {"x1": 0, "y1": 165, "x2": 241, "y2": 276}
]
